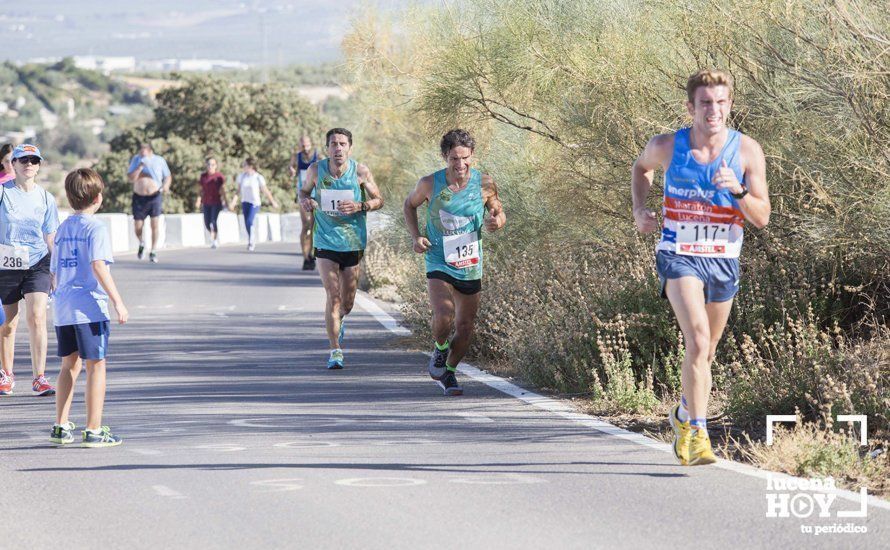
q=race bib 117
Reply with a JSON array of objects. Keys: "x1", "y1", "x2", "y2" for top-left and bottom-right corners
[{"x1": 675, "y1": 222, "x2": 731, "y2": 256}]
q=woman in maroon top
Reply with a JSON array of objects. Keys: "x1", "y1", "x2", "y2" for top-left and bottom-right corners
[{"x1": 196, "y1": 157, "x2": 228, "y2": 248}]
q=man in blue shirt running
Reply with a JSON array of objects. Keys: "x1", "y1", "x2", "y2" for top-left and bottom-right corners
[{"x1": 127, "y1": 143, "x2": 171, "y2": 263}]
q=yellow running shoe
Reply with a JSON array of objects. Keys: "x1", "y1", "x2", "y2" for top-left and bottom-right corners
[
  {"x1": 687, "y1": 428, "x2": 717, "y2": 466},
  {"x1": 669, "y1": 404, "x2": 691, "y2": 465}
]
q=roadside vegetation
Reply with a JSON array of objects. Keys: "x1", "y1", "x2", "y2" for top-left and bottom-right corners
[{"x1": 343, "y1": 0, "x2": 889, "y2": 494}]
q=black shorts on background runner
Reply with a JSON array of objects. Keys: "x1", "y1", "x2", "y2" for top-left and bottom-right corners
[{"x1": 132, "y1": 193, "x2": 163, "y2": 220}]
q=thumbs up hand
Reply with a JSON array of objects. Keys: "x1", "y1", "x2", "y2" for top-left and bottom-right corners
[{"x1": 713, "y1": 159, "x2": 744, "y2": 195}]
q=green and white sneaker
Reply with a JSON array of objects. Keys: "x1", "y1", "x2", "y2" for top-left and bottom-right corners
[
  {"x1": 327, "y1": 349, "x2": 344, "y2": 370},
  {"x1": 50, "y1": 421, "x2": 76, "y2": 444},
  {"x1": 82, "y1": 426, "x2": 123, "y2": 448}
]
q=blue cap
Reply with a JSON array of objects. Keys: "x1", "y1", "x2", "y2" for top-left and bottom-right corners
[{"x1": 12, "y1": 144, "x2": 43, "y2": 161}]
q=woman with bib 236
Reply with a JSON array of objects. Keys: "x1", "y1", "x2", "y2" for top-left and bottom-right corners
[{"x1": 0, "y1": 145, "x2": 61, "y2": 397}]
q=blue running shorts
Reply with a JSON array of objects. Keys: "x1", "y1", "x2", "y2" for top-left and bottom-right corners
[
  {"x1": 56, "y1": 321, "x2": 110, "y2": 360},
  {"x1": 656, "y1": 251, "x2": 740, "y2": 304}
]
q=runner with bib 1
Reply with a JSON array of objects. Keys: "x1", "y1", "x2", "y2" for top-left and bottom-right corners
[{"x1": 299, "y1": 128, "x2": 383, "y2": 370}]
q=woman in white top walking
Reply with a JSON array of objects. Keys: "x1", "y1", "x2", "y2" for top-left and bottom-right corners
[{"x1": 231, "y1": 157, "x2": 279, "y2": 251}]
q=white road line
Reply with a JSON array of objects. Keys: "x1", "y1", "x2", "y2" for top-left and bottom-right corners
[
  {"x1": 358, "y1": 291, "x2": 890, "y2": 511},
  {"x1": 354, "y1": 294, "x2": 411, "y2": 336},
  {"x1": 152, "y1": 485, "x2": 187, "y2": 499},
  {"x1": 127, "y1": 448, "x2": 163, "y2": 456},
  {"x1": 457, "y1": 412, "x2": 494, "y2": 423}
]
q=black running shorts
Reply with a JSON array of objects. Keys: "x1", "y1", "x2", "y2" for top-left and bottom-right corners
[
  {"x1": 426, "y1": 270, "x2": 482, "y2": 295},
  {"x1": 0, "y1": 253, "x2": 52, "y2": 304},
  {"x1": 315, "y1": 249, "x2": 364, "y2": 271}
]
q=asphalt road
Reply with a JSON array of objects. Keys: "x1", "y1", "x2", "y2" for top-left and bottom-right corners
[{"x1": 1, "y1": 242, "x2": 887, "y2": 549}]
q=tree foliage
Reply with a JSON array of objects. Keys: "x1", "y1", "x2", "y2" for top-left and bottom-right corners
[{"x1": 96, "y1": 76, "x2": 326, "y2": 213}]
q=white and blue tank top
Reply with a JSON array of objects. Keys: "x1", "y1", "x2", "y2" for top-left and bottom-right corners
[{"x1": 657, "y1": 127, "x2": 746, "y2": 259}]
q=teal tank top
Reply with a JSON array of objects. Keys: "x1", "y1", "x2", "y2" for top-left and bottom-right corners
[
  {"x1": 425, "y1": 168, "x2": 485, "y2": 281},
  {"x1": 312, "y1": 159, "x2": 366, "y2": 252}
]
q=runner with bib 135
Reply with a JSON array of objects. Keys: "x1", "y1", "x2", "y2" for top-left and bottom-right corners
[
  {"x1": 403, "y1": 129, "x2": 506, "y2": 396},
  {"x1": 631, "y1": 69, "x2": 771, "y2": 466}
]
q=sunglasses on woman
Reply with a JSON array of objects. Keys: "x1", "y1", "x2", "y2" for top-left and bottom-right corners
[{"x1": 15, "y1": 156, "x2": 41, "y2": 166}]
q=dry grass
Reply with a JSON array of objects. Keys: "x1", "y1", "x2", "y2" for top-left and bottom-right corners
[{"x1": 734, "y1": 422, "x2": 889, "y2": 497}]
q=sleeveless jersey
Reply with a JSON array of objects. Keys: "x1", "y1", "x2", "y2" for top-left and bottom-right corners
[
  {"x1": 657, "y1": 127, "x2": 745, "y2": 259},
  {"x1": 425, "y1": 168, "x2": 485, "y2": 281},
  {"x1": 312, "y1": 158, "x2": 366, "y2": 252},
  {"x1": 296, "y1": 150, "x2": 318, "y2": 191}
]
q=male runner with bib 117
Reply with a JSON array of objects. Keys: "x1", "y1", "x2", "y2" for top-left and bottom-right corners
[{"x1": 631, "y1": 70, "x2": 770, "y2": 465}]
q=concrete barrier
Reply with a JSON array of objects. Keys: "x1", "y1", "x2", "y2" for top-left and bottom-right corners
[
  {"x1": 165, "y1": 214, "x2": 206, "y2": 247},
  {"x1": 73, "y1": 209, "x2": 380, "y2": 253},
  {"x1": 216, "y1": 211, "x2": 241, "y2": 244},
  {"x1": 95, "y1": 213, "x2": 131, "y2": 252},
  {"x1": 266, "y1": 213, "x2": 282, "y2": 242},
  {"x1": 280, "y1": 213, "x2": 303, "y2": 243}
]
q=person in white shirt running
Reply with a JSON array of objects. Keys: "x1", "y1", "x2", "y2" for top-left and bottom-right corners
[{"x1": 231, "y1": 157, "x2": 279, "y2": 251}]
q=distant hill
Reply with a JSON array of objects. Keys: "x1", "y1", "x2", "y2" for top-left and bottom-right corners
[
  {"x1": 0, "y1": 1, "x2": 426, "y2": 67},
  {"x1": 0, "y1": 58, "x2": 153, "y2": 157}
]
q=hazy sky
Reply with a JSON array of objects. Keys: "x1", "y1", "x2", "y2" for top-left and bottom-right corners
[{"x1": 1, "y1": 1, "x2": 420, "y2": 66}]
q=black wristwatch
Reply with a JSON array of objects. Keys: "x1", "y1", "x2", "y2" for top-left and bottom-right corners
[
  {"x1": 361, "y1": 201, "x2": 369, "y2": 212},
  {"x1": 731, "y1": 187, "x2": 748, "y2": 200}
]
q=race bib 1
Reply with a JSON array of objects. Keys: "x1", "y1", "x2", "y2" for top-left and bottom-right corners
[
  {"x1": 0, "y1": 244, "x2": 29, "y2": 270},
  {"x1": 443, "y1": 232, "x2": 480, "y2": 269},
  {"x1": 676, "y1": 222, "x2": 731, "y2": 256},
  {"x1": 320, "y1": 189, "x2": 355, "y2": 216}
]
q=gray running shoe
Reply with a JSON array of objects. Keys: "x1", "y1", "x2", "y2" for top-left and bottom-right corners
[
  {"x1": 436, "y1": 370, "x2": 463, "y2": 396},
  {"x1": 50, "y1": 421, "x2": 76, "y2": 445},
  {"x1": 149, "y1": 252, "x2": 158, "y2": 263},
  {"x1": 82, "y1": 426, "x2": 122, "y2": 448},
  {"x1": 428, "y1": 347, "x2": 448, "y2": 380}
]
